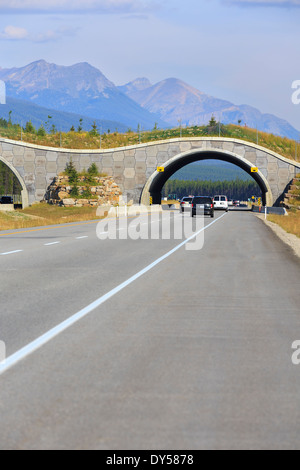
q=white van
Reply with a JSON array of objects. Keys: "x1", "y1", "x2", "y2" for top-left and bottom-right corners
[{"x1": 214, "y1": 195, "x2": 229, "y2": 211}]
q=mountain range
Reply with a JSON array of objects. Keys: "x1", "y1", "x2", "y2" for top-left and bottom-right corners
[
  {"x1": 0, "y1": 60, "x2": 298, "y2": 140},
  {"x1": 119, "y1": 78, "x2": 299, "y2": 139},
  {"x1": 0, "y1": 60, "x2": 166, "y2": 131}
]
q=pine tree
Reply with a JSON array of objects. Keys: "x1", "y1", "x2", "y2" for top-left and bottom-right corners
[
  {"x1": 65, "y1": 159, "x2": 79, "y2": 185},
  {"x1": 88, "y1": 163, "x2": 99, "y2": 177},
  {"x1": 25, "y1": 121, "x2": 36, "y2": 134},
  {"x1": 89, "y1": 121, "x2": 99, "y2": 137},
  {"x1": 78, "y1": 118, "x2": 83, "y2": 133},
  {"x1": 209, "y1": 115, "x2": 217, "y2": 127}
]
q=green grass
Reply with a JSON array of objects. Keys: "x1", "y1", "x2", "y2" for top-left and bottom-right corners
[{"x1": 0, "y1": 123, "x2": 299, "y2": 162}]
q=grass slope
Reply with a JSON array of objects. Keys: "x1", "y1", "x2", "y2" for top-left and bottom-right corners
[{"x1": 0, "y1": 122, "x2": 299, "y2": 162}]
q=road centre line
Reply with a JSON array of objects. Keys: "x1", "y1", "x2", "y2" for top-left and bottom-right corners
[
  {"x1": 0, "y1": 212, "x2": 227, "y2": 377},
  {"x1": 44, "y1": 242, "x2": 61, "y2": 246}
]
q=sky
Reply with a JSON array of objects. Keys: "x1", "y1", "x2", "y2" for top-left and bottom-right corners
[{"x1": 0, "y1": 0, "x2": 299, "y2": 131}]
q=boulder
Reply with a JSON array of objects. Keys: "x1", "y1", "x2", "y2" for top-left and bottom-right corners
[{"x1": 63, "y1": 199, "x2": 76, "y2": 206}]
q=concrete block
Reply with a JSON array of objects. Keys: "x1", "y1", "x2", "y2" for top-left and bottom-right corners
[
  {"x1": 268, "y1": 162, "x2": 279, "y2": 173},
  {"x1": 46, "y1": 161, "x2": 58, "y2": 173},
  {"x1": 124, "y1": 156, "x2": 136, "y2": 168},
  {"x1": 124, "y1": 178, "x2": 136, "y2": 190},
  {"x1": 135, "y1": 150, "x2": 147, "y2": 161},
  {"x1": 24, "y1": 150, "x2": 36, "y2": 162},
  {"x1": 36, "y1": 156, "x2": 46, "y2": 166},
  {"x1": 12, "y1": 145, "x2": 24, "y2": 157},
  {"x1": 180, "y1": 142, "x2": 192, "y2": 152},
  {"x1": 146, "y1": 157, "x2": 158, "y2": 167},
  {"x1": 112, "y1": 151, "x2": 125, "y2": 162},
  {"x1": 102, "y1": 156, "x2": 113, "y2": 167},
  {"x1": 46, "y1": 151, "x2": 58, "y2": 162},
  {"x1": 24, "y1": 162, "x2": 35, "y2": 173},
  {"x1": 124, "y1": 168, "x2": 136, "y2": 179}
]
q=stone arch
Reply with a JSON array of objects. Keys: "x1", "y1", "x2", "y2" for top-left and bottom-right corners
[
  {"x1": 140, "y1": 148, "x2": 273, "y2": 207},
  {"x1": 0, "y1": 155, "x2": 29, "y2": 208}
]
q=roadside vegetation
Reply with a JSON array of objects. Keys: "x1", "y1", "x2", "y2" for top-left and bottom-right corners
[
  {"x1": 268, "y1": 174, "x2": 300, "y2": 239},
  {"x1": 0, "y1": 204, "x2": 101, "y2": 231},
  {"x1": 0, "y1": 114, "x2": 299, "y2": 162},
  {"x1": 268, "y1": 212, "x2": 300, "y2": 239}
]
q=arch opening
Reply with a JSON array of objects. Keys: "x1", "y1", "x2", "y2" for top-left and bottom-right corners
[
  {"x1": 0, "y1": 156, "x2": 29, "y2": 209},
  {"x1": 142, "y1": 150, "x2": 272, "y2": 206}
]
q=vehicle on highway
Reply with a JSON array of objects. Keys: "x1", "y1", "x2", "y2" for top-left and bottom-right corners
[
  {"x1": 180, "y1": 197, "x2": 193, "y2": 213},
  {"x1": 234, "y1": 200, "x2": 240, "y2": 207},
  {"x1": 228, "y1": 200, "x2": 234, "y2": 207},
  {"x1": 191, "y1": 196, "x2": 214, "y2": 218},
  {"x1": 0, "y1": 196, "x2": 13, "y2": 205},
  {"x1": 214, "y1": 195, "x2": 229, "y2": 211}
]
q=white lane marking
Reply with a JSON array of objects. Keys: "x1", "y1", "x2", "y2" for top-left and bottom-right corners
[
  {"x1": 0, "y1": 213, "x2": 227, "y2": 376},
  {"x1": 44, "y1": 242, "x2": 61, "y2": 246},
  {"x1": 76, "y1": 236, "x2": 88, "y2": 239},
  {"x1": 0, "y1": 250, "x2": 23, "y2": 256}
]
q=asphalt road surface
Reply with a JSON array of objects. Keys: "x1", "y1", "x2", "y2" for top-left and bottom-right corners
[{"x1": 0, "y1": 211, "x2": 299, "y2": 450}]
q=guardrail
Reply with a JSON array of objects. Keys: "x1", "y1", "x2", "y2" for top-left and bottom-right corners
[{"x1": 252, "y1": 205, "x2": 287, "y2": 216}]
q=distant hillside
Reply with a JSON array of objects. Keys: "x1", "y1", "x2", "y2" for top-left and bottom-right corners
[
  {"x1": 1, "y1": 59, "x2": 298, "y2": 139},
  {"x1": 119, "y1": 78, "x2": 300, "y2": 140},
  {"x1": 0, "y1": 97, "x2": 128, "y2": 133},
  {"x1": 171, "y1": 161, "x2": 252, "y2": 182},
  {"x1": 0, "y1": 60, "x2": 167, "y2": 130}
]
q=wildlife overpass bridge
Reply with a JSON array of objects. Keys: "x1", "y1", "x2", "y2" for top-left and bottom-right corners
[{"x1": 0, "y1": 137, "x2": 299, "y2": 208}]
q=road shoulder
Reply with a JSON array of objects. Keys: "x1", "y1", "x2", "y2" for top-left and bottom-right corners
[{"x1": 254, "y1": 213, "x2": 300, "y2": 259}]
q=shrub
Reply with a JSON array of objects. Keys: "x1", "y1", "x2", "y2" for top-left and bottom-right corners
[
  {"x1": 70, "y1": 185, "x2": 79, "y2": 198},
  {"x1": 81, "y1": 189, "x2": 93, "y2": 199},
  {"x1": 88, "y1": 163, "x2": 99, "y2": 177},
  {"x1": 37, "y1": 125, "x2": 46, "y2": 137}
]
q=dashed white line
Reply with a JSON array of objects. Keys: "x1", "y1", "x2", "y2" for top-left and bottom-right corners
[
  {"x1": 0, "y1": 213, "x2": 227, "y2": 376},
  {"x1": 76, "y1": 236, "x2": 89, "y2": 239},
  {"x1": 44, "y1": 242, "x2": 61, "y2": 246},
  {"x1": 0, "y1": 250, "x2": 23, "y2": 256}
]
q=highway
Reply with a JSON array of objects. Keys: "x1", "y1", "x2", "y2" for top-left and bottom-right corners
[{"x1": 0, "y1": 210, "x2": 300, "y2": 450}]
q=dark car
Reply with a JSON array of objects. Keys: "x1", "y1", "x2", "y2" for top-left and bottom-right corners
[
  {"x1": 0, "y1": 196, "x2": 13, "y2": 205},
  {"x1": 191, "y1": 196, "x2": 214, "y2": 218}
]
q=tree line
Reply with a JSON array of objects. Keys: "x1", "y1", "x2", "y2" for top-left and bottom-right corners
[
  {"x1": 0, "y1": 114, "x2": 102, "y2": 136},
  {"x1": 163, "y1": 179, "x2": 261, "y2": 200},
  {"x1": 0, "y1": 161, "x2": 22, "y2": 195}
]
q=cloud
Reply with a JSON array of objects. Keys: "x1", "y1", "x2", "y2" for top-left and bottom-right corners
[
  {"x1": 0, "y1": 24, "x2": 78, "y2": 42},
  {"x1": 0, "y1": 0, "x2": 154, "y2": 14},
  {"x1": 0, "y1": 25, "x2": 29, "y2": 40},
  {"x1": 223, "y1": 0, "x2": 300, "y2": 6}
]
